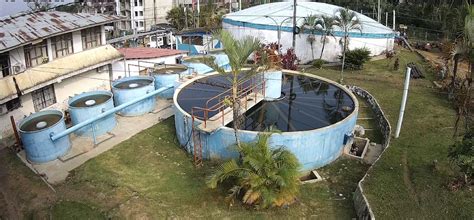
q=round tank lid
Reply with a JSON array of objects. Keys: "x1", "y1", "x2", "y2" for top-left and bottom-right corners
[
  {"x1": 342, "y1": 106, "x2": 352, "y2": 112},
  {"x1": 128, "y1": 83, "x2": 139, "y2": 88},
  {"x1": 36, "y1": 121, "x2": 47, "y2": 129},
  {"x1": 85, "y1": 99, "x2": 96, "y2": 106}
]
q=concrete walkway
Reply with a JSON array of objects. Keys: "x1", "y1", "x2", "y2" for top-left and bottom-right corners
[{"x1": 17, "y1": 99, "x2": 174, "y2": 184}]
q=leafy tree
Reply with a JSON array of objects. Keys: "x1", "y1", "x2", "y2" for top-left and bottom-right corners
[
  {"x1": 166, "y1": 6, "x2": 193, "y2": 31},
  {"x1": 333, "y1": 8, "x2": 362, "y2": 83},
  {"x1": 200, "y1": 30, "x2": 262, "y2": 148},
  {"x1": 448, "y1": 128, "x2": 474, "y2": 185},
  {"x1": 207, "y1": 134, "x2": 300, "y2": 208},
  {"x1": 199, "y1": 0, "x2": 224, "y2": 31}
]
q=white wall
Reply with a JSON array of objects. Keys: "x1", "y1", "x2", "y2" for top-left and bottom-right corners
[
  {"x1": 223, "y1": 23, "x2": 394, "y2": 63},
  {"x1": 8, "y1": 47, "x2": 26, "y2": 72},
  {"x1": 72, "y1": 31, "x2": 83, "y2": 53},
  {"x1": 111, "y1": 54, "x2": 185, "y2": 80}
]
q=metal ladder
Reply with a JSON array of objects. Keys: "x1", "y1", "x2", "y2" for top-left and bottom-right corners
[{"x1": 191, "y1": 117, "x2": 203, "y2": 167}]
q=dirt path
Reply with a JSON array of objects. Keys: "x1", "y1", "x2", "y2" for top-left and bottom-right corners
[{"x1": 417, "y1": 50, "x2": 470, "y2": 79}]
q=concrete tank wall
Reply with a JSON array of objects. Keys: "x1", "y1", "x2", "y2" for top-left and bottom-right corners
[
  {"x1": 68, "y1": 90, "x2": 116, "y2": 137},
  {"x1": 173, "y1": 70, "x2": 359, "y2": 170},
  {"x1": 19, "y1": 110, "x2": 71, "y2": 163},
  {"x1": 112, "y1": 76, "x2": 156, "y2": 116}
]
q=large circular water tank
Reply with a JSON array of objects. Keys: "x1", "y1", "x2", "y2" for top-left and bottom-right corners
[
  {"x1": 152, "y1": 64, "x2": 189, "y2": 99},
  {"x1": 19, "y1": 109, "x2": 71, "y2": 163},
  {"x1": 112, "y1": 76, "x2": 156, "y2": 116},
  {"x1": 68, "y1": 90, "x2": 116, "y2": 137}
]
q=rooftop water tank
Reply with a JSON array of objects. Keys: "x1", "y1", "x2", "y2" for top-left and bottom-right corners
[
  {"x1": 112, "y1": 76, "x2": 156, "y2": 116},
  {"x1": 18, "y1": 110, "x2": 71, "y2": 163},
  {"x1": 68, "y1": 90, "x2": 116, "y2": 137},
  {"x1": 152, "y1": 64, "x2": 189, "y2": 99}
]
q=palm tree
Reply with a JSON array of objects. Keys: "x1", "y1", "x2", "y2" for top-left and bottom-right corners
[
  {"x1": 316, "y1": 15, "x2": 336, "y2": 60},
  {"x1": 166, "y1": 6, "x2": 193, "y2": 31},
  {"x1": 301, "y1": 15, "x2": 319, "y2": 61},
  {"x1": 333, "y1": 8, "x2": 362, "y2": 83},
  {"x1": 207, "y1": 134, "x2": 300, "y2": 208},
  {"x1": 200, "y1": 30, "x2": 262, "y2": 148}
]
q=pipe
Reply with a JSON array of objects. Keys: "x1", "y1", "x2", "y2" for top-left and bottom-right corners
[
  {"x1": 395, "y1": 67, "x2": 411, "y2": 138},
  {"x1": 50, "y1": 86, "x2": 172, "y2": 142}
]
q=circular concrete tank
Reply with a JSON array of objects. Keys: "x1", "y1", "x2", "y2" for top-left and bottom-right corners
[
  {"x1": 152, "y1": 64, "x2": 189, "y2": 99},
  {"x1": 19, "y1": 109, "x2": 71, "y2": 163},
  {"x1": 173, "y1": 70, "x2": 358, "y2": 170},
  {"x1": 68, "y1": 90, "x2": 116, "y2": 137},
  {"x1": 112, "y1": 76, "x2": 156, "y2": 116}
]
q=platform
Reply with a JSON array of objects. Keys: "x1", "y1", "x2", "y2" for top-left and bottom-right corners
[{"x1": 17, "y1": 99, "x2": 174, "y2": 184}]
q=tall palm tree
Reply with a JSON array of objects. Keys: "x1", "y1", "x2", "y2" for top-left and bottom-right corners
[
  {"x1": 301, "y1": 15, "x2": 319, "y2": 60},
  {"x1": 316, "y1": 15, "x2": 336, "y2": 60},
  {"x1": 201, "y1": 30, "x2": 262, "y2": 148},
  {"x1": 333, "y1": 8, "x2": 362, "y2": 83},
  {"x1": 207, "y1": 134, "x2": 300, "y2": 208}
]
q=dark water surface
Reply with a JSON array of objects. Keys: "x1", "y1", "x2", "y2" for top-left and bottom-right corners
[
  {"x1": 177, "y1": 73, "x2": 355, "y2": 132},
  {"x1": 20, "y1": 114, "x2": 62, "y2": 132},
  {"x1": 113, "y1": 79, "x2": 153, "y2": 89},
  {"x1": 69, "y1": 94, "x2": 112, "y2": 107}
]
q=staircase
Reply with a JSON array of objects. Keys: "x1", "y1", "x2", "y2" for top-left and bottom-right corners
[{"x1": 190, "y1": 75, "x2": 266, "y2": 166}]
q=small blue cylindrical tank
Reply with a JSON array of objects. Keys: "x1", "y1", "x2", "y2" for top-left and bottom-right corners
[
  {"x1": 153, "y1": 65, "x2": 189, "y2": 99},
  {"x1": 112, "y1": 76, "x2": 156, "y2": 116},
  {"x1": 68, "y1": 90, "x2": 116, "y2": 137},
  {"x1": 263, "y1": 70, "x2": 283, "y2": 100},
  {"x1": 19, "y1": 109, "x2": 71, "y2": 163}
]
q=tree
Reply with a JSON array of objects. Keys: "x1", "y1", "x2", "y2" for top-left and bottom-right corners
[
  {"x1": 316, "y1": 15, "x2": 336, "y2": 60},
  {"x1": 199, "y1": 0, "x2": 224, "y2": 31},
  {"x1": 333, "y1": 8, "x2": 362, "y2": 83},
  {"x1": 448, "y1": 128, "x2": 473, "y2": 185},
  {"x1": 301, "y1": 15, "x2": 319, "y2": 61},
  {"x1": 166, "y1": 6, "x2": 193, "y2": 31},
  {"x1": 27, "y1": 0, "x2": 52, "y2": 12},
  {"x1": 207, "y1": 134, "x2": 300, "y2": 208},
  {"x1": 200, "y1": 30, "x2": 262, "y2": 148}
]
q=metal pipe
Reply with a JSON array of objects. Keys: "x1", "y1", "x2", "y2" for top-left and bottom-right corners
[
  {"x1": 395, "y1": 67, "x2": 411, "y2": 138},
  {"x1": 50, "y1": 86, "x2": 172, "y2": 142}
]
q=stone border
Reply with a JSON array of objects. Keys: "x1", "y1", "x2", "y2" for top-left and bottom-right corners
[{"x1": 346, "y1": 85, "x2": 392, "y2": 220}]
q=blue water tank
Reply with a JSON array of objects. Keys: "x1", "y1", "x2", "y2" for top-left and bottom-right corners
[
  {"x1": 68, "y1": 90, "x2": 116, "y2": 136},
  {"x1": 18, "y1": 110, "x2": 71, "y2": 163},
  {"x1": 153, "y1": 65, "x2": 189, "y2": 99},
  {"x1": 112, "y1": 76, "x2": 156, "y2": 116}
]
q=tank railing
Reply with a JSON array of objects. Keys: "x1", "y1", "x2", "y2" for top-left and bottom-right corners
[
  {"x1": 50, "y1": 86, "x2": 172, "y2": 142},
  {"x1": 191, "y1": 75, "x2": 266, "y2": 128}
]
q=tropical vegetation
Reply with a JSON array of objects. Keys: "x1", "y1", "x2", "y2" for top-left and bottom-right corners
[
  {"x1": 340, "y1": 48, "x2": 371, "y2": 70},
  {"x1": 207, "y1": 134, "x2": 301, "y2": 208}
]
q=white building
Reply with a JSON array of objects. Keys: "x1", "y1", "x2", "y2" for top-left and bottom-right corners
[
  {"x1": 112, "y1": 47, "x2": 187, "y2": 79},
  {"x1": 223, "y1": 2, "x2": 395, "y2": 63},
  {"x1": 117, "y1": 0, "x2": 173, "y2": 32},
  {"x1": 0, "y1": 12, "x2": 123, "y2": 140}
]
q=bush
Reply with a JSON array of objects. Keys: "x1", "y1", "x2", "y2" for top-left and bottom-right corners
[
  {"x1": 312, "y1": 59, "x2": 325, "y2": 69},
  {"x1": 207, "y1": 134, "x2": 300, "y2": 208},
  {"x1": 281, "y1": 48, "x2": 299, "y2": 70},
  {"x1": 448, "y1": 128, "x2": 474, "y2": 185},
  {"x1": 340, "y1": 48, "x2": 371, "y2": 70}
]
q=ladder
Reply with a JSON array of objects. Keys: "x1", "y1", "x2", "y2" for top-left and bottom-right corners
[{"x1": 191, "y1": 117, "x2": 203, "y2": 167}]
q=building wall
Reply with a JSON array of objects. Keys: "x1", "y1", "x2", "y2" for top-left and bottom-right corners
[
  {"x1": 223, "y1": 22, "x2": 395, "y2": 63},
  {"x1": 111, "y1": 54, "x2": 185, "y2": 80}
]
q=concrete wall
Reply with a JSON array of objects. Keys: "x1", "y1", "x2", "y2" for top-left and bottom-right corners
[
  {"x1": 347, "y1": 85, "x2": 392, "y2": 220},
  {"x1": 111, "y1": 55, "x2": 185, "y2": 80},
  {"x1": 223, "y1": 22, "x2": 394, "y2": 64},
  {"x1": 173, "y1": 70, "x2": 359, "y2": 171}
]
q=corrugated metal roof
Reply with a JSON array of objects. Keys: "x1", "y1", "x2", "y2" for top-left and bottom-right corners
[
  {"x1": 0, "y1": 45, "x2": 123, "y2": 104},
  {"x1": 0, "y1": 11, "x2": 121, "y2": 52},
  {"x1": 118, "y1": 48, "x2": 187, "y2": 59}
]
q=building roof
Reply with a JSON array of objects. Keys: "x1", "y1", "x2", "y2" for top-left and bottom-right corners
[
  {"x1": 224, "y1": 2, "x2": 394, "y2": 37},
  {"x1": 0, "y1": 45, "x2": 123, "y2": 104},
  {"x1": 0, "y1": 11, "x2": 121, "y2": 53},
  {"x1": 118, "y1": 47, "x2": 187, "y2": 59}
]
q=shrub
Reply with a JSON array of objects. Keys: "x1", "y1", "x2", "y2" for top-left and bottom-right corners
[
  {"x1": 448, "y1": 128, "x2": 474, "y2": 185},
  {"x1": 281, "y1": 48, "x2": 299, "y2": 70},
  {"x1": 339, "y1": 48, "x2": 371, "y2": 70},
  {"x1": 312, "y1": 59, "x2": 325, "y2": 69},
  {"x1": 207, "y1": 134, "x2": 301, "y2": 208}
]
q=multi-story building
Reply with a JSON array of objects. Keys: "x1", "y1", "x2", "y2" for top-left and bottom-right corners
[
  {"x1": 78, "y1": 0, "x2": 119, "y2": 15},
  {"x1": 0, "y1": 11, "x2": 123, "y2": 140},
  {"x1": 117, "y1": 0, "x2": 173, "y2": 32}
]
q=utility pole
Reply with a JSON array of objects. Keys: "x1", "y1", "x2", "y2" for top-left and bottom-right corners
[
  {"x1": 292, "y1": 0, "x2": 297, "y2": 48},
  {"x1": 377, "y1": 0, "x2": 381, "y2": 22},
  {"x1": 184, "y1": 6, "x2": 188, "y2": 29},
  {"x1": 395, "y1": 67, "x2": 412, "y2": 138},
  {"x1": 239, "y1": 0, "x2": 241, "y2": 10},
  {"x1": 385, "y1": 11, "x2": 388, "y2": 26}
]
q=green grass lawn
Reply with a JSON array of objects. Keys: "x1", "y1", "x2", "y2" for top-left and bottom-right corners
[{"x1": 306, "y1": 49, "x2": 474, "y2": 218}]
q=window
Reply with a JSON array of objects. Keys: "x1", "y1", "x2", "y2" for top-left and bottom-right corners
[
  {"x1": 134, "y1": 0, "x2": 137, "y2": 6},
  {"x1": 139, "y1": 11, "x2": 143, "y2": 16},
  {"x1": 24, "y1": 41, "x2": 48, "y2": 68},
  {"x1": 182, "y1": 36, "x2": 203, "y2": 46},
  {"x1": 0, "y1": 52, "x2": 10, "y2": 77},
  {"x1": 139, "y1": 21, "x2": 144, "y2": 27},
  {"x1": 6, "y1": 98, "x2": 21, "y2": 111},
  {"x1": 51, "y1": 33, "x2": 73, "y2": 59},
  {"x1": 135, "y1": 11, "x2": 138, "y2": 16},
  {"x1": 32, "y1": 85, "x2": 56, "y2": 112},
  {"x1": 81, "y1": 27, "x2": 102, "y2": 50},
  {"x1": 135, "y1": 22, "x2": 139, "y2": 27}
]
